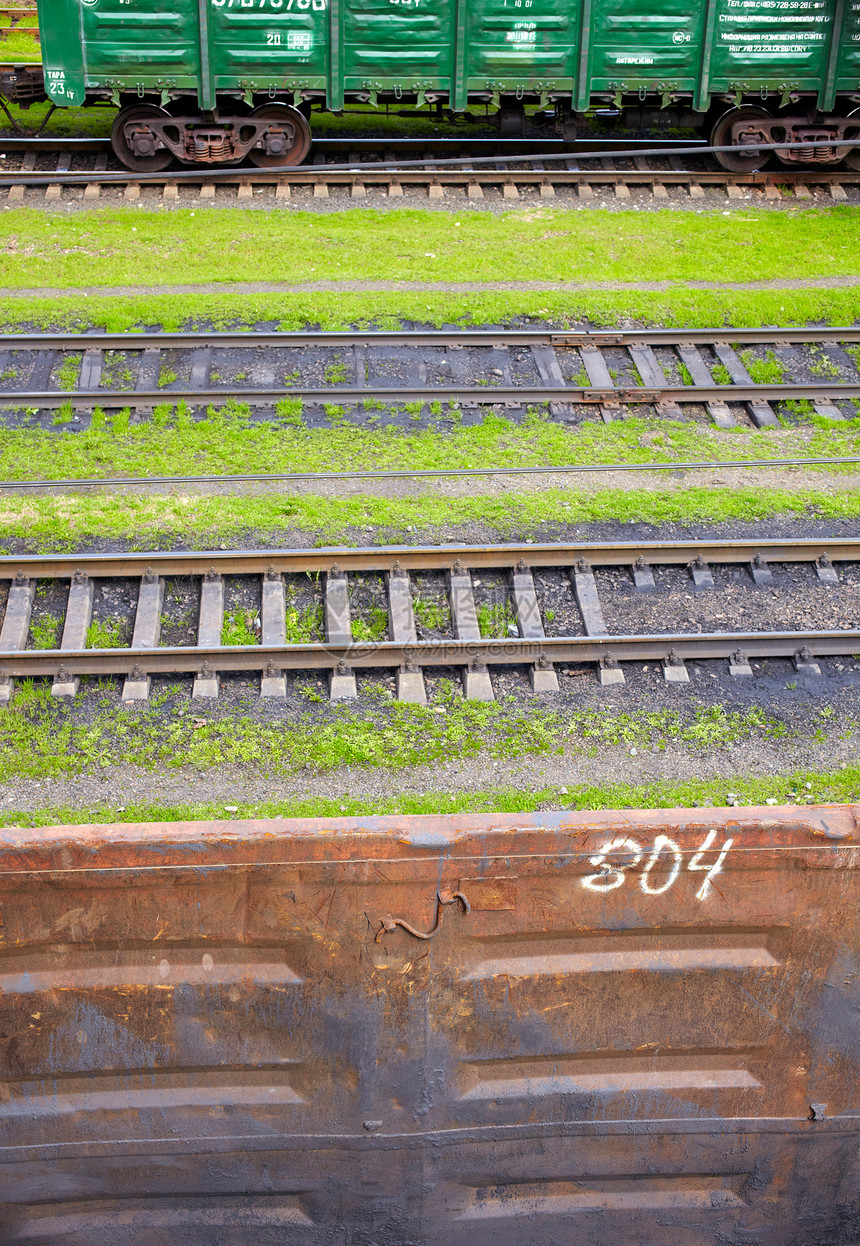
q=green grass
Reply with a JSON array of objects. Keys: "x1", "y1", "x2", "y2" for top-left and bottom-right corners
[
  {"x1": 0, "y1": 30, "x2": 40, "y2": 60},
  {"x1": 0, "y1": 680, "x2": 841, "y2": 784},
  {"x1": 221, "y1": 609, "x2": 259, "y2": 646},
  {"x1": 3, "y1": 764, "x2": 857, "y2": 828},
  {"x1": 412, "y1": 595, "x2": 451, "y2": 632},
  {"x1": 0, "y1": 207, "x2": 857, "y2": 291},
  {"x1": 740, "y1": 348, "x2": 785, "y2": 384},
  {"x1": 476, "y1": 599, "x2": 516, "y2": 638},
  {"x1": 3, "y1": 482, "x2": 860, "y2": 549},
  {"x1": 284, "y1": 600, "x2": 324, "y2": 644},
  {"x1": 351, "y1": 607, "x2": 388, "y2": 643},
  {"x1": 808, "y1": 347, "x2": 843, "y2": 379},
  {"x1": 85, "y1": 618, "x2": 124, "y2": 648},
  {"x1": 29, "y1": 614, "x2": 61, "y2": 649},
  {"x1": 324, "y1": 360, "x2": 349, "y2": 384},
  {"x1": 1, "y1": 287, "x2": 859, "y2": 337},
  {"x1": 56, "y1": 354, "x2": 81, "y2": 391},
  {"x1": 0, "y1": 409, "x2": 858, "y2": 483}
]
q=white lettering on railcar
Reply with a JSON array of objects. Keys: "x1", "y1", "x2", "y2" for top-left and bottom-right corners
[
  {"x1": 47, "y1": 69, "x2": 69, "y2": 96},
  {"x1": 212, "y1": 0, "x2": 326, "y2": 9},
  {"x1": 615, "y1": 56, "x2": 655, "y2": 64},
  {"x1": 581, "y1": 829, "x2": 734, "y2": 900}
]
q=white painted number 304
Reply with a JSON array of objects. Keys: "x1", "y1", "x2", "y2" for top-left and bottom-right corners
[{"x1": 582, "y1": 830, "x2": 733, "y2": 901}]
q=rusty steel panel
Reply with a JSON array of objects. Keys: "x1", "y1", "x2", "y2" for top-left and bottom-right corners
[{"x1": 0, "y1": 806, "x2": 856, "y2": 1244}]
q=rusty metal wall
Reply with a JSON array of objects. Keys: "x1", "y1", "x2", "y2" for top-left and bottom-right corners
[{"x1": 0, "y1": 805, "x2": 856, "y2": 1245}]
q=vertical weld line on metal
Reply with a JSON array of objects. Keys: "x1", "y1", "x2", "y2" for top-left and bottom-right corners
[
  {"x1": 575, "y1": 0, "x2": 593, "y2": 113},
  {"x1": 198, "y1": 0, "x2": 215, "y2": 111},
  {"x1": 821, "y1": 0, "x2": 846, "y2": 113},
  {"x1": 328, "y1": 0, "x2": 344, "y2": 113},
  {"x1": 696, "y1": 0, "x2": 719, "y2": 113}
]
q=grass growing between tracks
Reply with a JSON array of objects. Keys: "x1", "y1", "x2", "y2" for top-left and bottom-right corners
[
  {"x1": 1, "y1": 288, "x2": 858, "y2": 338},
  {"x1": 1, "y1": 409, "x2": 859, "y2": 482},
  {"x1": 0, "y1": 206, "x2": 857, "y2": 292},
  {"x1": 2, "y1": 765, "x2": 857, "y2": 828},
  {"x1": 1, "y1": 485, "x2": 859, "y2": 549},
  {"x1": 0, "y1": 677, "x2": 849, "y2": 786}
]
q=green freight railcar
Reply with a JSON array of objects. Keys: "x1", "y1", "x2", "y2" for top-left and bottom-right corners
[{"x1": 28, "y1": 0, "x2": 860, "y2": 169}]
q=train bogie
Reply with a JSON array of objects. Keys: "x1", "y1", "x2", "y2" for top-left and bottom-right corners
[{"x1": 24, "y1": 0, "x2": 860, "y2": 168}]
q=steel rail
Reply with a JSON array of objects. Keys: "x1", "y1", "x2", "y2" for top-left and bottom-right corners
[
  {"x1": 2, "y1": 629, "x2": 858, "y2": 679},
  {"x1": 2, "y1": 165, "x2": 860, "y2": 191},
  {"x1": 0, "y1": 138, "x2": 859, "y2": 185},
  {"x1": 1, "y1": 454, "x2": 857, "y2": 494},
  {"x1": 2, "y1": 327, "x2": 859, "y2": 350},
  {"x1": 2, "y1": 537, "x2": 857, "y2": 578},
  {"x1": 4, "y1": 382, "x2": 858, "y2": 411}
]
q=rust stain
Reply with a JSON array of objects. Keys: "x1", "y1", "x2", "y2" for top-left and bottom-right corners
[{"x1": 0, "y1": 805, "x2": 853, "y2": 1242}]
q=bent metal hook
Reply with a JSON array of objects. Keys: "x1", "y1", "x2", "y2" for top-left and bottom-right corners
[{"x1": 375, "y1": 889, "x2": 471, "y2": 943}]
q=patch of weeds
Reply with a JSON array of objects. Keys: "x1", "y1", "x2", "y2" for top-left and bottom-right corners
[
  {"x1": 711, "y1": 362, "x2": 731, "y2": 385},
  {"x1": 429, "y1": 400, "x2": 443, "y2": 417},
  {"x1": 741, "y1": 349, "x2": 784, "y2": 384},
  {"x1": 221, "y1": 609, "x2": 260, "y2": 645},
  {"x1": 781, "y1": 398, "x2": 816, "y2": 420},
  {"x1": 324, "y1": 404, "x2": 346, "y2": 423},
  {"x1": 352, "y1": 607, "x2": 388, "y2": 642},
  {"x1": 52, "y1": 400, "x2": 74, "y2": 426},
  {"x1": 86, "y1": 618, "x2": 124, "y2": 648},
  {"x1": 276, "y1": 397, "x2": 304, "y2": 426},
  {"x1": 570, "y1": 368, "x2": 589, "y2": 388},
  {"x1": 324, "y1": 360, "x2": 349, "y2": 385},
  {"x1": 101, "y1": 352, "x2": 134, "y2": 391},
  {"x1": 284, "y1": 601, "x2": 324, "y2": 644},
  {"x1": 284, "y1": 369, "x2": 301, "y2": 385},
  {"x1": 477, "y1": 600, "x2": 516, "y2": 638},
  {"x1": 30, "y1": 614, "x2": 61, "y2": 649},
  {"x1": 57, "y1": 355, "x2": 81, "y2": 391},
  {"x1": 158, "y1": 366, "x2": 177, "y2": 388},
  {"x1": 110, "y1": 408, "x2": 131, "y2": 436},
  {"x1": 677, "y1": 362, "x2": 694, "y2": 386},
  {"x1": 413, "y1": 595, "x2": 450, "y2": 632},
  {"x1": 297, "y1": 683, "x2": 324, "y2": 702},
  {"x1": 809, "y1": 348, "x2": 841, "y2": 379},
  {"x1": 404, "y1": 401, "x2": 423, "y2": 421}
]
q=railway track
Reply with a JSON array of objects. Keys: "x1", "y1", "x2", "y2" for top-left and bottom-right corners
[
  {"x1": 0, "y1": 8, "x2": 37, "y2": 40},
  {"x1": 0, "y1": 132, "x2": 857, "y2": 202},
  {"x1": 0, "y1": 538, "x2": 857, "y2": 704},
  {"x1": 3, "y1": 326, "x2": 859, "y2": 430}
]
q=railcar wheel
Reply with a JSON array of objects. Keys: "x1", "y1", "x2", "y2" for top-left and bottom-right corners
[
  {"x1": 710, "y1": 107, "x2": 772, "y2": 173},
  {"x1": 111, "y1": 105, "x2": 174, "y2": 173},
  {"x1": 247, "y1": 104, "x2": 311, "y2": 168},
  {"x1": 845, "y1": 108, "x2": 860, "y2": 171}
]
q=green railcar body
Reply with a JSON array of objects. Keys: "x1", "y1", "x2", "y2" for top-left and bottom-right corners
[{"x1": 34, "y1": 0, "x2": 860, "y2": 114}]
